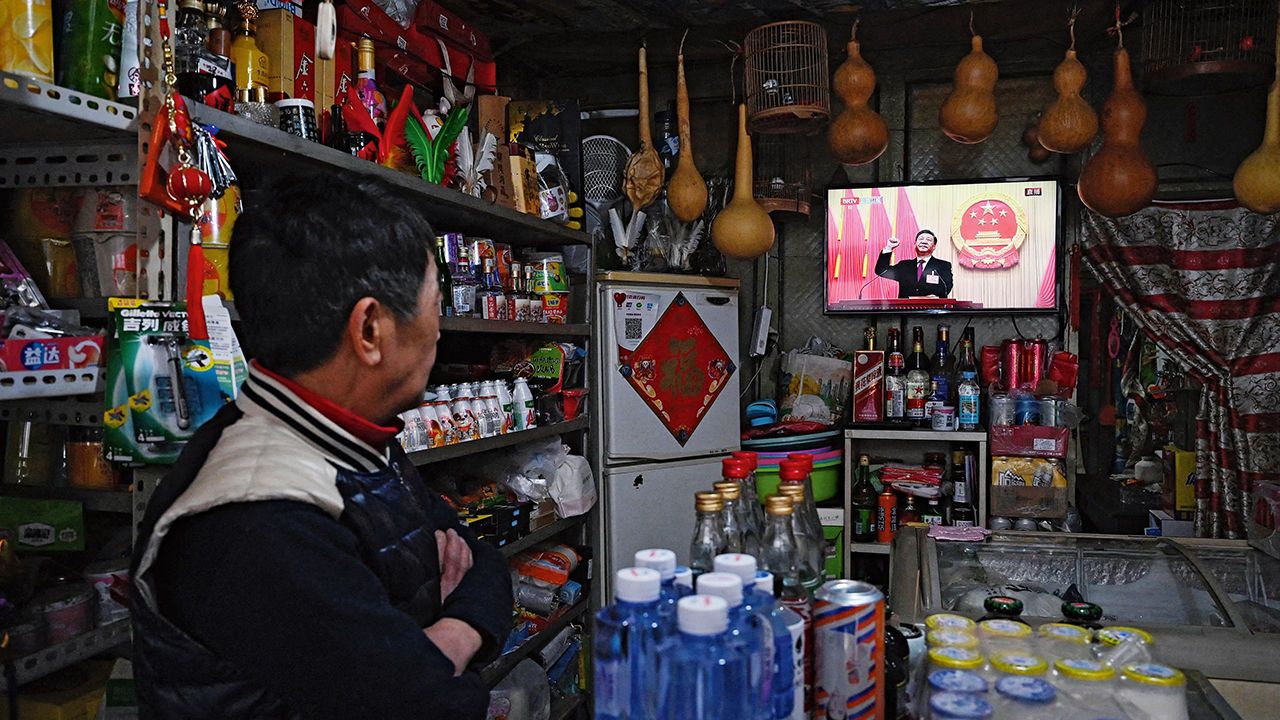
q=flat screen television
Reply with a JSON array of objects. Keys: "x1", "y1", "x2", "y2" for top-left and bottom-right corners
[{"x1": 824, "y1": 178, "x2": 1062, "y2": 314}]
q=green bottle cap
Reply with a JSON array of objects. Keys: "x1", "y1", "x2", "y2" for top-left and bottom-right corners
[
  {"x1": 1062, "y1": 601, "x2": 1103, "y2": 622},
  {"x1": 984, "y1": 595, "x2": 1024, "y2": 617}
]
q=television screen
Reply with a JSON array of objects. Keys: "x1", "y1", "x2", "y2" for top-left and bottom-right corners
[{"x1": 825, "y1": 178, "x2": 1061, "y2": 314}]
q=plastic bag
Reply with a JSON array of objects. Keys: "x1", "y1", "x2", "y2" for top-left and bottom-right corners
[
  {"x1": 484, "y1": 438, "x2": 568, "y2": 503},
  {"x1": 549, "y1": 454, "x2": 596, "y2": 518},
  {"x1": 371, "y1": 0, "x2": 420, "y2": 28}
]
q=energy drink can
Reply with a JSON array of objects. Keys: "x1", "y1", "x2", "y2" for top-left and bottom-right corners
[{"x1": 814, "y1": 579, "x2": 884, "y2": 720}]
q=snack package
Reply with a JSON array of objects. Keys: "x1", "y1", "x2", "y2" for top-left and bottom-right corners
[
  {"x1": 0, "y1": 497, "x2": 84, "y2": 552},
  {"x1": 57, "y1": 0, "x2": 125, "y2": 101}
]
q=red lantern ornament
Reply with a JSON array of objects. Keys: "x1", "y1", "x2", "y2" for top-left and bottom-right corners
[{"x1": 167, "y1": 165, "x2": 212, "y2": 214}]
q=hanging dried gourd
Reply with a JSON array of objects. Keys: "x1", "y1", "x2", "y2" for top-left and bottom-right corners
[
  {"x1": 1038, "y1": 11, "x2": 1098, "y2": 154},
  {"x1": 1078, "y1": 18, "x2": 1157, "y2": 218},
  {"x1": 712, "y1": 105, "x2": 775, "y2": 260},
  {"x1": 668, "y1": 31, "x2": 708, "y2": 223},
  {"x1": 1233, "y1": 18, "x2": 1280, "y2": 214},
  {"x1": 939, "y1": 13, "x2": 999, "y2": 144},
  {"x1": 623, "y1": 44, "x2": 664, "y2": 212},
  {"x1": 828, "y1": 20, "x2": 888, "y2": 166}
]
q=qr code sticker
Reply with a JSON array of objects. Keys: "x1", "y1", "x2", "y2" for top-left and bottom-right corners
[{"x1": 625, "y1": 317, "x2": 643, "y2": 340}]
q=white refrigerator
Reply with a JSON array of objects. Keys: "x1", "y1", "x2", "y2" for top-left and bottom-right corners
[{"x1": 593, "y1": 274, "x2": 741, "y2": 597}]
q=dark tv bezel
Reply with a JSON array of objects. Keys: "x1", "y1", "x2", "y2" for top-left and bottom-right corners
[{"x1": 822, "y1": 176, "x2": 1065, "y2": 316}]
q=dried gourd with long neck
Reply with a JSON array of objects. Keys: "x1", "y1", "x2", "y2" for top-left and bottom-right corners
[
  {"x1": 1038, "y1": 13, "x2": 1098, "y2": 154},
  {"x1": 711, "y1": 104, "x2": 775, "y2": 260},
  {"x1": 828, "y1": 20, "x2": 888, "y2": 165},
  {"x1": 939, "y1": 14, "x2": 999, "y2": 144},
  {"x1": 1233, "y1": 18, "x2": 1280, "y2": 213},
  {"x1": 1078, "y1": 22, "x2": 1156, "y2": 217},
  {"x1": 623, "y1": 44, "x2": 663, "y2": 212},
  {"x1": 668, "y1": 31, "x2": 708, "y2": 223}
]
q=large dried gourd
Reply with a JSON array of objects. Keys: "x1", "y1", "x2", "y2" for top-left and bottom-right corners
[
  {"x1": 623, "y1": 45, "x2": 663, "y2": 211},
  {"x1": 1233, "y1": 20, "x2": 1280, "y2": 213},
  {"x1": 828, "y1": 21, "x2": 887, "y2": 165},
  {"x1": 1038, "y1": 18, "x2": 1097, "y2": 155},
  {"x1": 668, "y1": 36, "x2": 708, "y2": 223},
  {"x1": 712, "y1": 105, "x2": 775, "y2": 260},
  {"x1": 1078, "y1": 45, "x2": 1157, "y2": 217},
  {"x1": 939, "y1": 23, "x2": 998, "y2": 144}
]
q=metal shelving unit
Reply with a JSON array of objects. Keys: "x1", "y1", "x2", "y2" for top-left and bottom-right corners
[
  {"x1": 439, "y1": 317, "x2": 591, "y2": 336},
  {"x1": 0, "y1": 72, "x2": 137, "y2": 147},
  {"x1": 0, "y1": 398, "x2": 103, "y2": 427},
  {"x1": 0, "y1": 485, "x2": 132, "y2": 513},
  {"x1": 501, "y1": 515, "x2": 588, "y2": 560},
  {"x1": 0, "y1": 619, "x2": 131, "y2": 692},
  {"x1": 407, "y1": 417, "x2": 589, "y2": 467},
  {"x1": 481, "y1": 599, "x2": 590, "y2": 687}
]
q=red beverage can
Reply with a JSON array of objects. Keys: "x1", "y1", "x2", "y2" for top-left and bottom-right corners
[
  {"x1": 1001, "y1": 339, "x2": 1023, "y2": 391},
  {"x1": 980, "y1": 345, "x2": 1002, "y2": 388},
  {"x1": 876, "y1": 490, "x2": 898, "y2": 543},
  {"x1": 1022, "y1": 338, "x2": 1048, "y2": 388},
  {"x1": 814, "y1": 580, "x2": 885, "y2": 720}
]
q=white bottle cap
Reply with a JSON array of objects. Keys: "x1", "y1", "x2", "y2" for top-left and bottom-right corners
[
  {"x1": 614, "y1": 567, "x2": 661, "y2": 603},
  {"x1": 755, "y1": 570, "x2": 775, "y2": 596},
  {"x1": 713, "y1": 553, "x2": 758, "y2": 584},
  {"x1": 696, "y1": 572, "x2": 744, "y2": 608},
  {"x1": 673, "y1": 566, "x2": 694, "y2": 590},
  {"x1": 678, "y1": 594, "x2": 729, "y2": 635},
  {"x1": 634, "y1": 549, "x2": 677, "y2": 580}
]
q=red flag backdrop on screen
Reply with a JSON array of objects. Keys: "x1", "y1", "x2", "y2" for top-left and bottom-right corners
[{"x1": 864, "y1": 187, "x2": 899, "y2": 300}]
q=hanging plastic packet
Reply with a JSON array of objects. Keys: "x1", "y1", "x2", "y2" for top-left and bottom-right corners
[
  {"x1": 533, "y1": 151, "x2": 570, "y2": 224},
  {"x1": 57, "y1": 0, "x2": 125, "y2": 100},
  {"x1": 116, "y1": 0, "x2": 140, "y2": 101},
  {"x1": 192, "y1": 125, "x2": 242, "y2": 300},
  {"x1": 0, "y1": 0, "x2": 55, "y2": 82}
]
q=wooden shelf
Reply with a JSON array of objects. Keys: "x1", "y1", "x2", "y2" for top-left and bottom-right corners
[
  {"x1": 187, "y1": 104, "x2": 589, "y2": 249},
  {"x1": 0, "y1": 484, "x2": 132, "y2": 513},
  {"x1": 482, "y1": 599, "x2": 590, "y2": 687},
  {"x1": 501, "y1": 515, "x2": 587, "y2": 559},
  {"x1": 406, "y1": 417, "x2": 589, "y2": 466},
  {"x1": 440, "y1": 317, "x2": 591, "y2": 336}
]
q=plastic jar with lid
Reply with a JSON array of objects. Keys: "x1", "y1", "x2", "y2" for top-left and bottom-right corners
[
  {"x1": 990, "y1": 652, "x2": 1048, "y2": 678},
  {"x1": 1097, "y1": 626, "x2": 1154, "y2": 668},
  {"x1": 928, "y1": 669, "x2": 989, "y2": 696},
  {"x1": 928, "y1": 646, "x2": 986, "y2": 674},
  {"x1": 1116, "y1": 663, "x2": 1188, "y2": 720},
  {"x1": 927, "y1": 613, "x2": 978, "y2": 633},
  {"x1": 977, "y1": 618, "x2": 1033, "y2": 655},
  {"x1": 929, "y1": 691, "x2": 993, "y2": 720},
  {"x1": 992, "y1": 676, "x2": 1059, "y2": 720},
  {"x1": 928, "y1": 629, "x2": 980, "y2": 650},
  {"x1": 1052, "y1": 658, "x2": 1126, "y2": 718},
  {"x1": 1036, "y1": 622, "x2": 1093, "y2": 660}
]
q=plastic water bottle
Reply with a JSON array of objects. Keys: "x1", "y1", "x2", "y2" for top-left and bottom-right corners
[
  {"x1": 594, "y1": 568, "x2": 668, "y2": 720},
  {"x1": 634, "y1": 548, "x2": 687, "y2": 621},
  {"x1": 755, "y1": 571, "x2": 806, "y2": 720},
  {"x1": 657, "y1": 595, "x2": 751, "y2": 720},
  {"x1": 695, "y1": 572, "x2": 772, "y2": 720},
  {"x1": 673, "y1": 566, "x2": 694, "y2": 594},
  {"x1": 714, "y1": 554, "x2": 796, "y2": 720}
]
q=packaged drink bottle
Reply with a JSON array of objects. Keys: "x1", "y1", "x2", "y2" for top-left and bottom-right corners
[
  {"x1": 885, "y1": 328, "x2": 907, "y2": 421},
  {"x1": 452, "y1": 247, "x2": 478, "y2": 317},
  {"x1": 712, "y1": 482, "x2": 746, "y2": 554},
  {"x1": 451, "y1": 393, "x2": 479, "y2": 441},
  {"x1": 511, "y1": 377, "x2": 536, "y2": 430},
  {"x1": 634, "y1": 548, "x2": 688, "y2": 621},
  {"x1": 956, "y1": 336, "x2": 981, "y2": 430},
  {"x1": 434, "y1": 236, "x2": 455, "y2": 317},
  {"x1": 470, "y1": 395, "x2": 492, "y2": 438},
  {"x1": 754, "y1": 571, "x2": 805, "y2": 720},
  {"x1": 721, "y1": 458, "x2": 759, "y2": 554},
  {"x1": 495, "y1": 381, "x2": 514, "y2": 434},
  {"x1": 783, "y1": 454, "x2": 824, "y2": 541},
  {"x1": 526, "y1": 266, "x2": 545, "y2": 323},
  {"x1": 877, "y1": 488, "x2": 898, "y2": 543},
  {"x1": 776, "y1": 471, "x2": 824, "y2": 581},
  {"x1": 716, "y1": 556, "x2": 796, "y2": 720},
  {"x1": 657, "y1": 595, "x2": 751, "y2": 720},
  {"x1": 906, "y1": 326, "x2": 931, "y2": 426},
  {"x1": 731, "y1": 451, "x2": 768, "y2": 538},
  {"x1": 482, "y1": 396, "x2": 504, "y2": 435},
  {"x1": 761, "y1": 497, "x2": 813, "y2": 716},
  {"x1": 951, "y1": 451, "x2": 977, "y2": 527},
  {"x1": 922, "y1": 497, "x2": 944, "y2": 525},
  {"x1": 695, "y1": 572, "x2": 772, "y2": 720},
  {"x1": 779, "y1": 459, "x2": 824, "y2": 572},
  {"x1": 689, "y1": 492, "x2": 727, "y2": 574},
  {"x1": 899, "y1": 495, "x2": 921, "y2": 525},
  {"x1": 673, "y1": 566, "x2": 694, "y2": 594},
  {"x1": 417, "y1": 397, "x2": 444, "y2": 449},
  {"x1": 772, "y1": 490, "x2": 822, "y2": 593},
  {"x1": 992, "y1": 675, "x2": 1058, "y2": 720},
  {"x1": 928, "y1": 324, "x2": 952, "y2": 420},
  {"x1": 433, "y1": 401, "x2": 460, "y2": 445},
  {"x1": 849, "y1": 454, "x2": 878, "y2": 542},
  {"x1": 594, "y1": 567, "x2": 669, "y2": 720}
]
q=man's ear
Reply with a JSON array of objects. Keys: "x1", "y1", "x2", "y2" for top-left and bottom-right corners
[{"x1": 346, "y1": 297, "x2": 384, "y2": 368}]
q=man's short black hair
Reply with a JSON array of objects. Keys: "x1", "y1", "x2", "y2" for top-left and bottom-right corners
[
  {"x1": 229, "y1": 172, "x2": 434, "y2": 377},
  {"x1": 916, "y1": 229, "x2": 938, "y2": 244}
]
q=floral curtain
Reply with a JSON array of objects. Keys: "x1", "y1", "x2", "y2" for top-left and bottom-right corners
[{"x1": 1080, "y1": 206, "x2": 1280, "y2": 539}]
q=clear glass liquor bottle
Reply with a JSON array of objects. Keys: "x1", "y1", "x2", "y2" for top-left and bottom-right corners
[
  {"x1": 690, "y1": 492, "x2": 727, "y2": 574},
  {"x1": 760, "y1": 499, "x2": 809, "y2": 609},
  {"x1": 712, "y1": 482, "x2": 746, "y2": 555},
  {"x1": 773, "y1": 490, "x2": 822, "y2": 590}
]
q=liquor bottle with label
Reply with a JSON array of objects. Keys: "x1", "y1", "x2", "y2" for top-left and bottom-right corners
[
  {"x1": 850, "y1": 454, "x2": 878, "y2": 543},
  {"x1": 478, "y1": 259, "x2": 507, "y2": 320},
  {"x1": 690, "y1": 492, "x2": 727, "y2": 574},
  {"x1": 926, "y1": 324, "x2": 951, "y2": 420},
  {"x1": 956, "y1": 336, "x2": 981, "y2": 431},
  {"x1": 921, "y1": 497, "x2": 944, "y2": 526},
  {"x1": 355, "y1": 37, "x2": 388, "y2": 131},
  {"x1": 230, "y1": 3, "x2": 269, "y2": 94},
  {"x1": 905, "y1": 327, "x2": 931, "y2": 426},
  {"x1": 451, "y1": 246, "x2": 477, "y2": 317},
  {"x1": 175, "y1": 0, "x2": 220, "y2": 101},
  {"x1": 885, "y1": 328, "x2": 906, "y2": 422},
  {"x1": 434, "y1": 236, "x2": 454, "y2": 317},
  {"x1": 863, "y1": 325, "x2": 877, "y2": 351},
  {"x1": 507, "y1": 261, "x2": 532, "y2": 322},
  {"x1": 952, "y1": 452, "x2": 977, "y2": 527},
  {"x1": 526, "y1": 265, "x2": 545, "y2": 323}
]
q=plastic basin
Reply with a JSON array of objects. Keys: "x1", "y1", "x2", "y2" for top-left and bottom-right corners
[{"x1": 755, "y1": 457, "x2": 840, "y2": 503}]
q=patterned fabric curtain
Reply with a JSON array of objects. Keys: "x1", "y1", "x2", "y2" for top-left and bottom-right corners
[{"x1": 1080, "y1": 206, "x2": 1280, "y2": 539}]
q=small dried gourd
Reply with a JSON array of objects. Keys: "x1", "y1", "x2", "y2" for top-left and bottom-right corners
[
  {"x1": 1078, "y1": 45, "x2": 1157, "y2": 217},
  {"x1": 623, "y1": 45, "x2": 664, "y2": 212},
  {"x1": 1233, "y1": 20, "x2": 1280, "y2": 213},
  {"x1": 1038, "y1": 17, "x2": 1098, "y2": 155},
  {"x1": 939, "y1": 22, "x2": 999, "y2": 144},
  {"x1": 828, "y1": 21, "x2": 888, "y2": 166},
  {"x1": 712, "y1": 104, "x2": 775, "y2": 260},
  {"x1": 668, "y1": 35, "x2": 708, "y2": 223}
]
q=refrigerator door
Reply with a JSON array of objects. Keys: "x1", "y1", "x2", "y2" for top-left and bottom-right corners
[
  {"x1": 601, "y1": 455, "x2": 727, "y2": 596},
  {"x1": 599, "y1": 282, "x2": 741, "y2": 463}
]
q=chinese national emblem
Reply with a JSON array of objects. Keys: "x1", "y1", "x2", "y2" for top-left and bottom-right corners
[{"x1": 950, "y1": 194, "x2": 1028, "y2": 270}]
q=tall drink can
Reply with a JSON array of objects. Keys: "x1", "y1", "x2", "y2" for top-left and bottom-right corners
[
  {"x1": 1023, "y1": 338, "x2": 1048, "y2": 388},
  {"x1": 1000, "y1": 339, "x2": 1023, "y2": 391},
  {"x1": 814, "y1": 579, "x2": 885, "y2": 720}
]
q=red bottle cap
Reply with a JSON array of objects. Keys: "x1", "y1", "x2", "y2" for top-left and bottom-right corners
[
  {"x1": 731, "y1": 451, "x2": 759, "y2": 470},
  {"x1": 787, "y1": 453, "x2": 814, "y2": 471},
  {"x1": 779, "y1": 460, "x2": 807, "y2": 482},
  {"x1": 721, "y1": 459, "x2": 749, "y2": 479}
]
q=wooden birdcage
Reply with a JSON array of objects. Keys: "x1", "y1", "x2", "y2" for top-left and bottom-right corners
[
  {"x1": 1140, "y1": 0, "x2": 1277, "y2": 95},
  {"x1": 744, "y1": 21, "x2": 830, "y2": 133},
  {"x1": 753, "y1": 134, "x2": 812, "y2": 218}
]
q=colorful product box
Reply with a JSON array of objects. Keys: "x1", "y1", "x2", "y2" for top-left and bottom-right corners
[
  {"x1": 852, "y1": 350, "x2": 885, "y2": 423},
  {"x1": 0, "y1": 336, "x2": 104, "y2": 372},
  {"x1": 989, "y1": 425, "x2": 1071, "y2": 459},
  {"x1": 1162, "y1": 445, "x2": 1196, "y2": 517},
  {"x1": 257, "y1": 9, "x2": 317, "y2": 103}
]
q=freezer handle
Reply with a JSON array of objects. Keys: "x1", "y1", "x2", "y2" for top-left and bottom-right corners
[{"x1": 705, "y1": 296, "x2": 730, "y2": 306}]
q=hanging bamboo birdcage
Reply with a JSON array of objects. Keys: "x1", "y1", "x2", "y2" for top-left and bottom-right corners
[
  {"x1": 753, "y1": 134, "x2": 812, "y2": 217},
  {"x1": 744, "y1": 21, "x2": 830, "y2": 133},
  {"x1": 1140, "y1": 0, "x2": 1277, "y2": 95}
]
